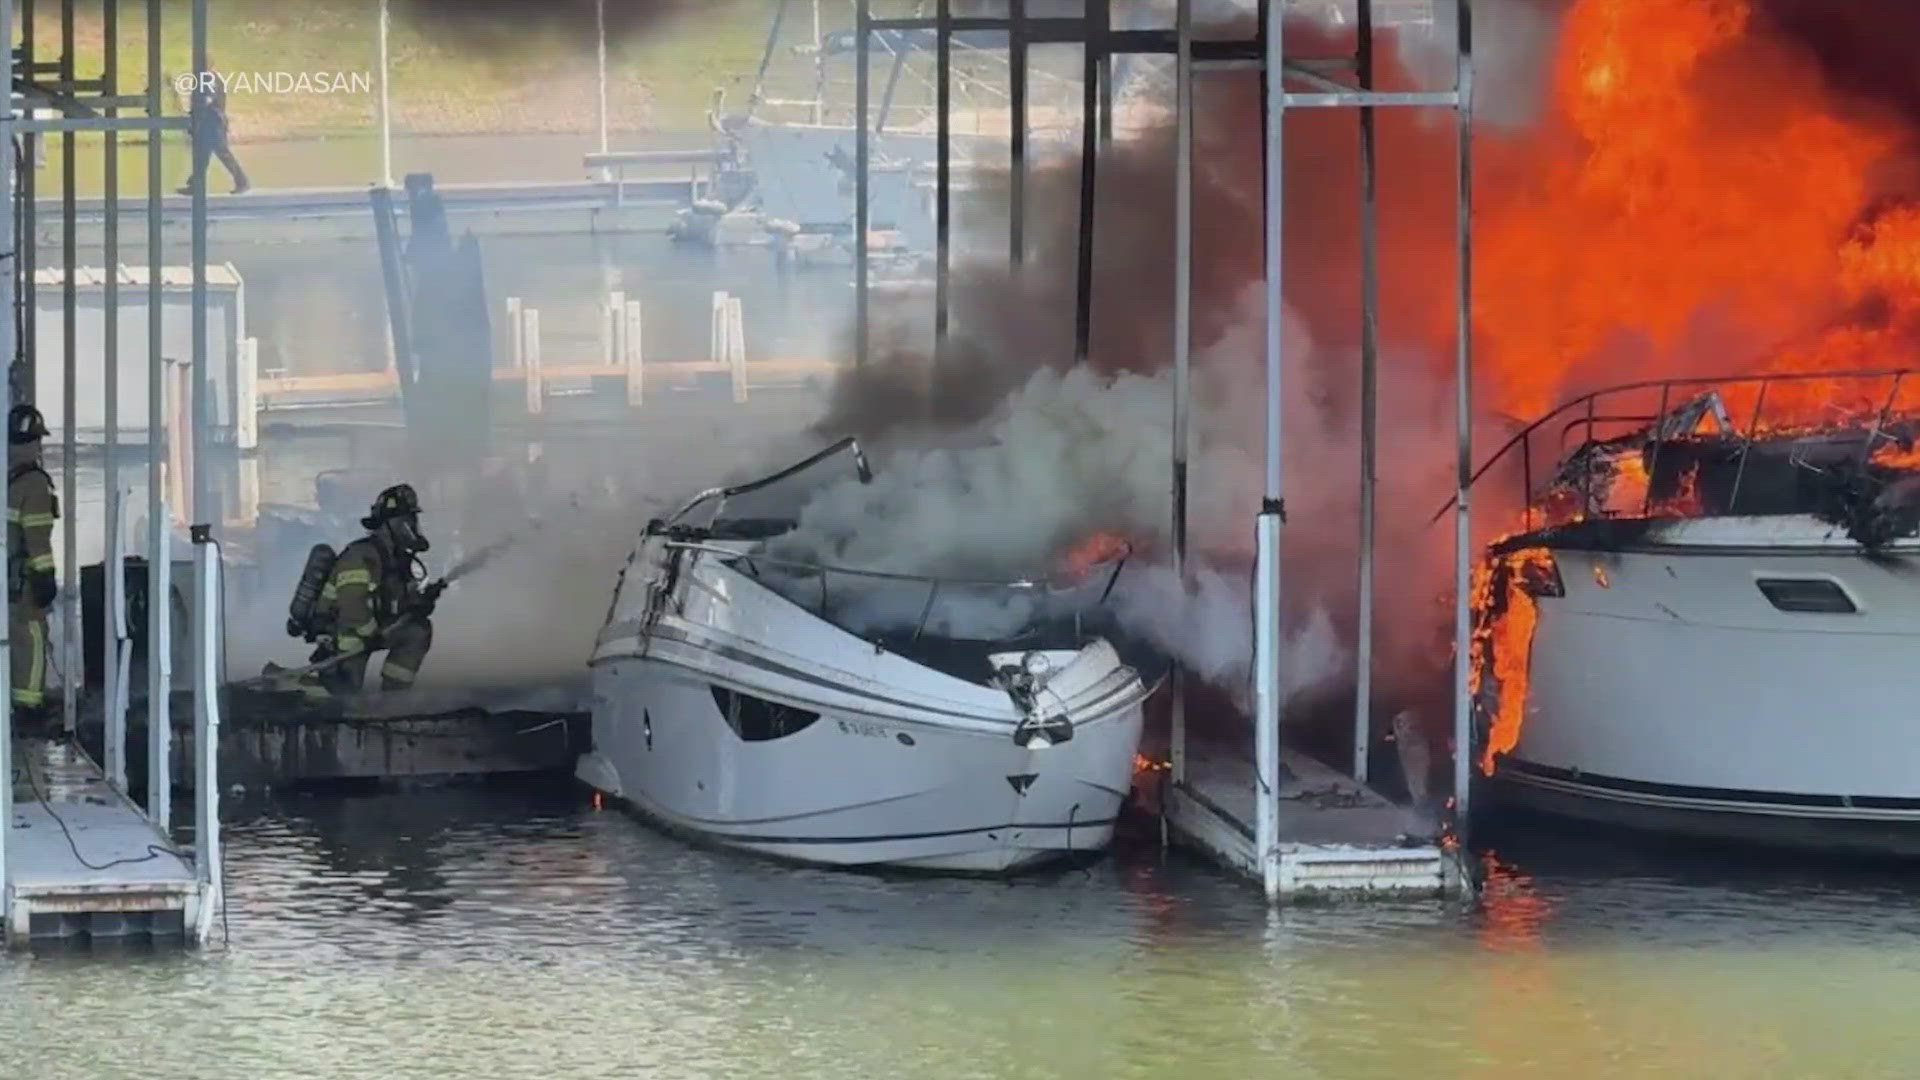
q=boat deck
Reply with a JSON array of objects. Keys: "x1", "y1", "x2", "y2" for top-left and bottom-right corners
[
  {"x1": 1166, "y1": 743, "x2": 1458, "y2": 899},
  {"x1": 7, "y1": 736, "x2": 204, "y2": 946}
]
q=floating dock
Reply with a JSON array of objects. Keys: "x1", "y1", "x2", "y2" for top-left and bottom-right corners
[
  {"x1": 6, "y1": 737, "x2": 208, "y2": 947},
  {"x1": 1166, "y1": 744, "x2": 1456, "y2": 900}
]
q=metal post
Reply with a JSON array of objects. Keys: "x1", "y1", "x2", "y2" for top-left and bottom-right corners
[
  {"x1": 0, "y1": 0, "x2": 17, "y2": 915},
  {"x1": 147, "y1": 0, "x2": 171, "y2": 832},
  {"x1": 376, "y1": 0, "x2": 395, "y2": 187},
  {"x1": 1449, "y1": 0, "x2": 1476, "y2": 844},
  {"x1": 934, "y1": 0, "x2": 950, "y2": 366},
  {"x1": 854, "y1": 0, "x2": 869, "y2": 368},
  {"x1": 1253, "y1": 0, "x2": 1285, "y2": 902},
  {"x1": 810, "y1": 0, "x2": 824, "y2": 125},
  {"x1": 1351, "y1": 0, "x2": 1378, "y2": 784},
  {"x1": 1073, "y1": 3, "x2": 1104, "y2": 363},
  {"x1": 1008, "y1": 0, "x2": 1026, "y2": 266},
  {"x1": 595, "y1": 0, "x2": 609, "y2": 181},
  {"x1": 1169, "y1": 0, "x2": 1191, "y2": 791},
  {"x1": 190, "y1": 0, "x2": 211, "y2": 794},
  {"x1": 190, "y1": 526, "x2": 222, "y2": 941},
  {"x1": 104, "y1": 0, "x2": 125, "y2": 788},
  {"x1": 59, "y1": 0, "x2": 76, "y2": 736}
]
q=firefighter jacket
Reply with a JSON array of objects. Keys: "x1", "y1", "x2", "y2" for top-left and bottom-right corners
[
  {"x1": 7, "y1": 447, "x2": 56, "y2": 604},
  {"x1": 321, "y1": 536, "x2": 422, "y2": 654}
]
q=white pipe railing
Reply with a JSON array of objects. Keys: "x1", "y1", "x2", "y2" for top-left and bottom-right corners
[
  {"x1": 624, "y1": 299, "x2": 645, "y2": 407},
  {"x1": 190, "y1": 527, "x2": 223, "y2": 944}
]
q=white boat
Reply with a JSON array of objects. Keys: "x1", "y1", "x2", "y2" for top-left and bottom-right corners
[
  {"x1": 1472, "y1": 372, "x2": 1920, "y2": 855},
  {"x1": 576, "y1": 438, "x2": 1156, "y2": 873}
]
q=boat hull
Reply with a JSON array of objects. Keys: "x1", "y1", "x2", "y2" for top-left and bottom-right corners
[
  {"x1": 578, "y1": 655, "x2": 1143, "y2": 873},
  {"x1": 1500, "y1": 518, "x2": 1920, "y2": 855}
]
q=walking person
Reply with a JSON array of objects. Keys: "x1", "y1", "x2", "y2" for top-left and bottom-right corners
[{"x1": 177, "y1": 64, "x2": 250, "y2": 194}]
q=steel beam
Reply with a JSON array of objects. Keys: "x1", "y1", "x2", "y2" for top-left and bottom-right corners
[
  {"x1": 1254, "y1": 0, "x2": 1285, "y2": 903},
  {"x1": 1449, "y1": 0, "x2": 1476, "y2": 847},
  {"x1": 934, "y1": 0, "x2": 950, "y2": 365},
  {"x1": 145, "y1": 0, "x2": 169, "y2": 832},
  {"x1": 103, "y1": 0, "x2": 125, "y2": 791},
  {"x1": 1169, "y1": 0, "x2": 1192, "y2": 792},
  {"x1": 0, "y1": 0, "x2": 17, "y2": 914},
  {"x1": 59, "y1": 0, "x2": 76, "y2": 736},
  {"x1": 1352, "y1": 0, "x2": 1379, "y2": 782}
]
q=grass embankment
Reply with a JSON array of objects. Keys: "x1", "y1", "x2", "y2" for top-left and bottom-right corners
[{"x1": 24, "y1": 0, "x2": 771, "y2": 193}]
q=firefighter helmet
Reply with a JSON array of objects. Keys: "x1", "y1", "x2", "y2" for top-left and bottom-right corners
[
  {"x1": 7, "y1": 403, "x2": 47, "y2": 445},
  {"x1": 363, "y1": 483, "x2": 428, "y2": 552}
]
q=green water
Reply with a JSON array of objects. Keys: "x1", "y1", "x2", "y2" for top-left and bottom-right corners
[{"x1": 7, "y1": 786, "x2": 1920, "y2": 1079}]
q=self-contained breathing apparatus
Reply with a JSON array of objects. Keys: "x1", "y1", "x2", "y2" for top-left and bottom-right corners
[{"x1": 284, "y1": 483, "x2": 442, "y2": 643}]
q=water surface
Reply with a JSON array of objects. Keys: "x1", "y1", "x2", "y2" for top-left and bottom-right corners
[{"x1": 7, "y1": 788, "x2": 1918, "y2": 1079}]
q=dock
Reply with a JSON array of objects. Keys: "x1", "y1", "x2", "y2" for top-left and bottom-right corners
[
  {"x1": 1165, "y1": 743, "x2": 1457, "y2": 900},
  {"x1": 6, "y1": 737, "x2": 209, "y2": 947},
  {"x1": 84, "y1": 693, "x2": 590, "y2": 793}
]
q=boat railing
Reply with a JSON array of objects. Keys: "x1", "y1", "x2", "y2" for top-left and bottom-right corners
[
  {"x1": 1432, "y1": 367, "x2": 1920, "y2": 526},
  {"x1": 667, "y1": 436, "x2": 874, "y2": 528},
  {"x1": 662, "y1": 540, "x2": 1131, "y2": 647}
]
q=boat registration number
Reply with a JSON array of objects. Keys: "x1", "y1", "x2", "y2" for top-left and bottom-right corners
[{"x1": 837, "y1": 720, "x2": 891, "y2": 739}]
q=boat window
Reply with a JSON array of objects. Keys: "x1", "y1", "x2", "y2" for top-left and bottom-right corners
[
  {"x1": 710, "y1": 685, "x2": 821, "y2": 741},
  {"x1": 1755, "y1": 578, "x2": 1857, "y2": 614}
]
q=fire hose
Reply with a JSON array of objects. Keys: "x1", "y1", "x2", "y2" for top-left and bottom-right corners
[{"x1": 233, "y1": 525, "x2": 540, "y2": 689}]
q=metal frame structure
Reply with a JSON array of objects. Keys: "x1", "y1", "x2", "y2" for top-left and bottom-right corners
[
  {"x1": 0, "y1": 0, "x2": 223, "y2": 944},
  {"x1": 847, "y1": 0, "x2": 1474, "y2": 901}
]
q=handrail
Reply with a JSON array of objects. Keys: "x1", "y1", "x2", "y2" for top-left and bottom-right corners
[
  {"x1": 663, "y1": 539, "x2": 1129, "y2": 592},
  {"x1": 665, "y1": 537, "x2": 1132, "y2": 649},
  {"x1": 1428, "y1": 367, "x2": 1920, "y2": 525},
  {"x1": 667, "y1": 436, "x2": 873, "y2": 527}
]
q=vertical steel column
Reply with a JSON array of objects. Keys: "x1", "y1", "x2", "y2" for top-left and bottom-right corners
[
  {"x1": 1450, "y1": 0, "x2": 1476, "y2": 844},
  {"x1": 810, "y1": 0, "x2": 824, "y2": 125},
  {"x1": 192, "y1": 0, "x2": 209, "y2": 522},
  {"x1": 190, "y1": 527, "x2": 221, "y2": 939},
  {"x1": 104, "y1": 0, "x2": 126, "y2": 788},
  {"x1": 0, "y1": 0, "x2": 17, "y2": 913},
  {"x1": 1253, "y1": 0, "x2": 1285, "y2": 902},
  {"x1": 595, "y1": 0, "x2": 609, "y2": 180},
  {"x1": 378, "y1": 0, "x2": 393, "y2": 188},
  {"x1": 146, "y1": 0, "x2": 170, "y2": 832},
  {"x1": 1008, "y1": 0, "x2": 1026, "y2": 266},
  {"x1": 58, "y1": 0, "x2": 76, "y2": 735},
  {"x1": 189, "y1": 0, "x2": 212, "y2": 855},
  {"x1": 1169, "y1": 0, "x2": 1192, "y2": 792},
  {"x1": 1072, "y1": 1, "x2": 1105, "y2": 363},
  {"x1": 933, "y1": 0, "x2": 950, "y2": 365},
  {"x1": 19, "y1": 0, "x2": 34, "y2": 395},
  {"x1": 1351, "y1": 0, "x2": 1379, "y2": 783},
  {"x1": 853, "y1": 0, "x2": 869, "y2": 368}
]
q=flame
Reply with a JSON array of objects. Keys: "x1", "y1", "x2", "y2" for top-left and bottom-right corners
[
  {"x1": 1469, "y1": 547, "x2": 1555, "y2": 775},
  {"x1": 1471, "y1": 0, "x2": 1920, "y2": 426},
  {"x1": 1059, "y1": 531, "x2": 1132, "y2": 578}
]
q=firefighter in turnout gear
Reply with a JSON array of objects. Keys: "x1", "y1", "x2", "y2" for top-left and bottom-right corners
[
  {"x1": 306, "y1": 484, "x2": 440, "y2": 699},
  {"x1": 8, "y1": 404, "x2": 57, "y2": 722}
]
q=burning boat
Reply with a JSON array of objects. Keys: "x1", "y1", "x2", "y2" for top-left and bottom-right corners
[
  {"x1": 1471, "y1": 370, "x2": 1920, "y2": 854},
  {"x1": 576, "y1": 437, "x2": 1155, "y2": 873}
]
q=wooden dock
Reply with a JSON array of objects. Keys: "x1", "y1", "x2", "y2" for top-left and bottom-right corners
[
  {"x1": 1166, "y1": 743, "x2": 1458, "y2": 899},
  {"x1": 6, "y1": 737, "x2": 208, "y2": 946}
]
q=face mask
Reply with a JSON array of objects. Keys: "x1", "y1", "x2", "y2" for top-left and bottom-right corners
[{"x1": 388, "y1": 514, "x2": 429, "y2": 553}]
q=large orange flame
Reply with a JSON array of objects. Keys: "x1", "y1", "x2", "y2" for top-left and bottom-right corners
[{"x1": 1471, "y1": 0, "x2": 1920, "y2": 426}]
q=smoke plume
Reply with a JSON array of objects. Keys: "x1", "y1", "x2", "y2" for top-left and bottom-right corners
[{"x1": 790, "y1": 6, "x2": 1556, "y2": 733}]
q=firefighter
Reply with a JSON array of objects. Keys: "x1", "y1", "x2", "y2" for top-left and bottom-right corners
[
  {"x1": 308, "y1": 483, "x2": 440, "y2": 698},
  {"x1": 7, "y1": 403, "x2": 56, "y2": 723}
]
